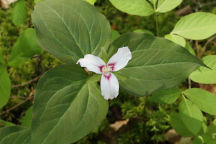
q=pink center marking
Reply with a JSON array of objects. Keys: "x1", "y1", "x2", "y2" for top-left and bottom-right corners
[
  {"x1": 108, "y1": 63, "x2": 115, "y2": 71},
  {"x1": 98, "y1": 63, "x2": 115, "y2": 80},
  {"x1": 98, "y1": 65, "x2": 105, "y2": 72},
  {"x1": 104, "y1": 73, "x2": 112, "y2": 80}
]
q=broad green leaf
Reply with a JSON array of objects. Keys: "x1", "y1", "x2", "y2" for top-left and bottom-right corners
[
  {"x1": 149, "y1": 0, "x2": 157, "y2": 9},
  {"x1": 190, "y1": 55, "x2": 216, "y2": 84},
  {"x1": 0, "y1": 120, "x2": 15, "y2": 127},
  {"x1": 202, "y1": 121, "x2": 216, "y2": 144},
  {"x1": 108, "y1": 33, "x2": 203, "y2": 96},
  {"x1": 85, "y1": 0, "x2": 96, "y2": 5},
  {"x1": 8, "y1": 28, "x2": 43, "y2": 67},
  {"x1": 193, "y1": 136, "x2": 204, "y2": 144},
  {"x1": 150, "y1": 88, "x2": 180, "y2": 104},
  {"x1": 0, "y1": 126, "x2": 30, "y2": 144},
  {"x1": 31, "y1": 64, "x2": 108, "y2": 144},
  {"x1": 12, "y1": 0, "x2": 27, "y2": 26},
  {"x1": 202, "y1": 121, "x2": 208, "y2": 134},
  {"x1": 179, "y1": 97, "x2": 203, "y2": 135},
  {"x1": 0, "y1": 51, "x2": 5, "y2": 65},
  {"x1": 134, "y1": 29, "x2": 154, "y2": 35},
  {"x1": 0, "y1": 127, "x2": 24, "y2": 140},
  {"x1": 194, "y1": 120, "x2": 216, "y2": 144},
  {"x1": 170, "y1": 112, "x2": 194, "y2": 137},
  {"x1": 198, "y1": 120, "x2": 208, "y2": 135},
  {"x1": 32, "y1": 0, "x2": 111, "y2": 63},
  {"x1": 20, "y1": 106, "x2": 32, "y2": 127},
  {"x1": 165, "y1": 34, "x2": 186, "y2": 47},
  {"x1": 183, "y1": 88, "x2": 216, "y2": 115},
  {"x1": 34, "y1": 0, "x2": 43, "y2": 3},
  {"x1": 0, "y1": 65, "x2": 11, "y2": 109},
  {"x1": 156, "y1": 0, "x2": 183, "y2": 13},
  {"x1": 109, "y1": 0, "x2": 154, "y2": 16},
  {"x1": 112, "y1": 29, "x2": 120, "y2": 42},
  {"x1": 185, "y1": 42, "x2": 196, "y2": 56},
  {"x1": 172, "y1": 12, "x2": 216, "y2": 40}
]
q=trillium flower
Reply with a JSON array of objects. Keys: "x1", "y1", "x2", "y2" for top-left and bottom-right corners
[{"x1": 77, "y1": 47, "x2": 132, "y2": 100}]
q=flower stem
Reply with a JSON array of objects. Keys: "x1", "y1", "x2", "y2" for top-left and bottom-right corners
[
  {"x1": 154, "y1": 13, "x2": 159, "y2": 36},
  {"x1": 188, "y1": 78, "x2": 191, "y2": 89}
]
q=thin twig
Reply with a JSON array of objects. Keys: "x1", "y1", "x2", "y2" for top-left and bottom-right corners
[
  {"x1": 12, "y1": 74, "x2": 42, "y2": 88},
  {"x1": 154, "y1": 13, "x2": 159, "y2": 36},
  {"x1": 188, "y1": 78, "x2": 192, "y2": 89},
  {"x1": 195, "y1": 40, "x2": 200, "y2": 58},
  {"x1": 0, "y1": 90, "x2": 34, "y2": 116},
  {"x1": 201, "y1": 35, "x2": 216, "y2": 57},
  {"x1": 200, "y1": 1, "x2": 216, "y2": 8},
  {"x1": 192, "y1": 0, "x2": 201, "y2": 11}
]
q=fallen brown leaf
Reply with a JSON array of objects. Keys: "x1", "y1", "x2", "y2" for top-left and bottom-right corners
[
  {"x1": 1, "y1": 0, "x2": 17, "y2": 9},
  {"x1": 110, "y1": 119, "x2": 129, "y2": 132}
]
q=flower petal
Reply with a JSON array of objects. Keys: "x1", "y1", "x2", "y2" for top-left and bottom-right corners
[
  {"x1": 108, "y1": 46, "x2": 132, "y2": 72},
  {"x1": 101, "y1": 73, "x2": 119, "y2": 100},
  {"x1": 77, "y1": 54, "x2": 105, "y2": 74}
]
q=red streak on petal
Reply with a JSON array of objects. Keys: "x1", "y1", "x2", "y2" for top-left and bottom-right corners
[
  {"x1": 108, "y1": 63, "x2": 115, "y2": 71},
  {"x1": 104, "y1": 73, "x2": 112, "y2": 80},
  {"x1": 99, "y1": 65, "x2": 104, "y2": 72}
]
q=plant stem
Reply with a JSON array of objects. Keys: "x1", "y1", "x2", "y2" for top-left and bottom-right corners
[
  {"x1": 188, "y1": 78, "x2": 191, "y2": 89},
  {"x1": 201, "y1": 35, "x2": 216, "y2": 57},
  {"x1": 154, "y1": 0, "x2": 159, "y2": 36},
  {"x1": 12, "y1": 74, "x2": 42, "y2": 88},
  {"x1": 0, "y1": 90, "x2": 34, "y2": 116},
  {"x1": 195, "y1": 40, "x2": 200, "y2": 58},
  {"x1": 154, "y1": 13, "x2": 159, "y2": 36}
]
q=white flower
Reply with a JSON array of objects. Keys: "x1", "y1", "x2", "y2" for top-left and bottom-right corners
[{"x1": 77, "y1": 47, "x2": 132, "y2": 100}]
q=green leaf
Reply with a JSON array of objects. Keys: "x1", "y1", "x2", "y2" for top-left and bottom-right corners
[
  {"x1": 194, "y1": 120, "x2": 216, "y2": 144},
  {"x1": 85, "y1": 0, "x2": 96, "y2": 5},
  {"x1": 34, "y1": 0, "x2": 43, "y2": 3},
  {"x1": 179, "y1": 97, "x2": 203, "y2": 135},
  {"x1": 109, "y1": 0, "x2": 154, "y2": 16},
  {"x1": 165, "y1": 34, "x2": 186, "y2": 47},
  {"x1": 156, "y1": 0, "x2": 183, "y2": 13},
  {"x1": 202, "y1": 121, "x2": 216, "y2": 144},
  {"x1": 31, "y1": 64, "x2": 108, "y2": 144},
  {"x1": 32, "y1": 0, "x2": 111, "y2": 63},
  {"x1": 0, "y1": 65, "x2": 11, "y2": 109},
  {"x1": 172, "y1": 12, "x2": 216, "y2": 40},
  {"x1": 0, "y1": 120, "x2": 15, "y2": 127},
  {"x1": 0, "y1": 51, "x2": 5, "y2": 65},
  {"x1": 112, "y1": 29, "x2": 120, "y2": 42},
  {"x1": 134, "y1": 29, "x2": 154, "y2": 35},
  {"x1": 193, "y1": 136, "x2": 204, "y2": 144},
  {"x1": 183, "y1": 88, "x2": 216, "y2": 115},
  {"x1": 20, "y1": 106, "x2": 32, "y2": 127},
  {"x1": 108, "y1": 33, "x2": 203, "y2": 96},
  {"x1": 190, "y1": 55, "x2": 216, "y2": 84},
  {"x1": 149, "y1": 0, "x2": 157, "y2": 9},
  {"x1": 185, "y1": 42, "x2": 196, "y2": 56},
  {"x1": 170, "y1": 112, "x2": 194, "y2": 137},
  {"x1": 150, "y1": 88, "x2": 180, "y2": 104},
  {"x1": 0, "y1": 126, "x2": 30, "y2": 144},
  {"x1": 8, "y1": 28, "x2": 43, "y2": 67},
  {"x1": 12, "y1": 0, "x2": 27, "y2": 26}
]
